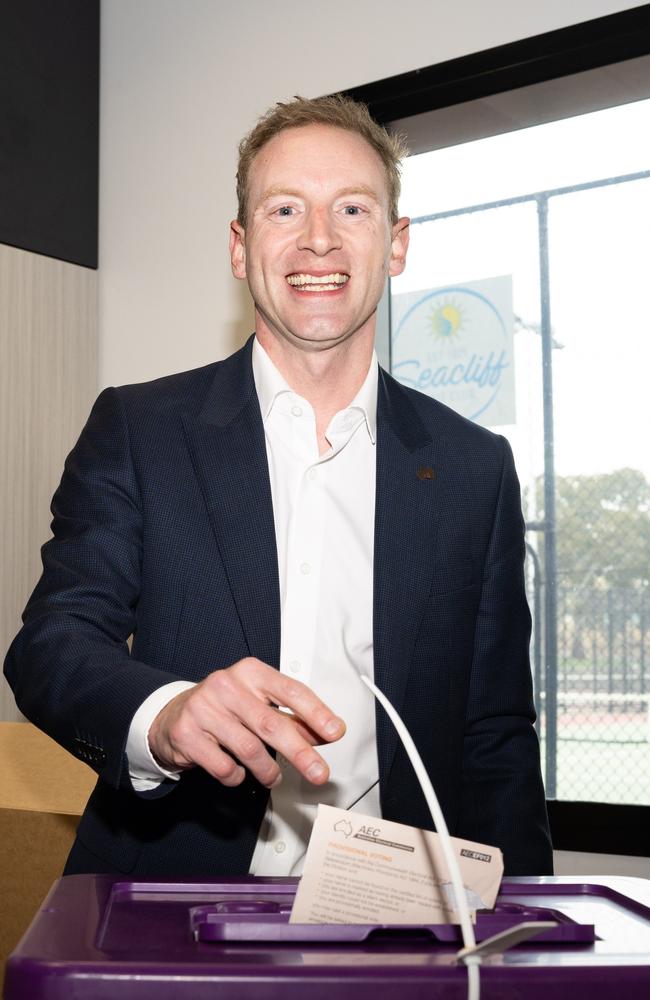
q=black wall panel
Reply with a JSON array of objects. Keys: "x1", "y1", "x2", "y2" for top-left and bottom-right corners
[{"x1": 0, "y1": 0, "x2": 99, "y2": 268}]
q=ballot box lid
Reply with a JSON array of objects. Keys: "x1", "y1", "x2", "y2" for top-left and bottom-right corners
[{"x1": 6, "y1": 875, "x2": 650, "y2": 999}]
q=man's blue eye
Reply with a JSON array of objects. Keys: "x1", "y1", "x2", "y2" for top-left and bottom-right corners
[
  {"x1": 344, "y1": 206, "x2": 362, "y2": 215},
  {"x1": 277, "y1": 206, "x2": 293, "y2": 216}
]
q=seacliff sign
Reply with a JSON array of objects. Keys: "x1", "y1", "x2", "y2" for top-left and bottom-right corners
[{"x1": 391, "y1": 275, "x2": 515, "y2": 428}]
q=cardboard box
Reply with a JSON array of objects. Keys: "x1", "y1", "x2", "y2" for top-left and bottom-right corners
[{"x1": 0, "y1": 722, "x2": 95, "y2": 992}]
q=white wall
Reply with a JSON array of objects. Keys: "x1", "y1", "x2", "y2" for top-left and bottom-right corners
[{"x1": 99, "y1": 0, "x2": 646, "y2": 388}]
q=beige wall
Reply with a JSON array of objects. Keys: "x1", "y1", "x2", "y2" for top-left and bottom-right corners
[
  {"x1": 1, "y1": 246, "x2": 97, "y2": 721},
  {"x1": 98, "y1": 0, "x2": 646, "y2": 388}
]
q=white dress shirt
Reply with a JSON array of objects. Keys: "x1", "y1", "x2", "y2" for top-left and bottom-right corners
[{"x1": 127, "y1": 337, "x2": 380, "y2": 875}]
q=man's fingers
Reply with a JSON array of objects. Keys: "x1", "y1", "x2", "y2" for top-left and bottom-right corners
[
  {"x1": 244, "y1": 668, "x2": 346, "y2": 744},
  {"x1": 191, "y1": 735, "x2": 247, "y2": 787},
  {"x1": 152, "y1": 688, "x2": 280, "y2": 788},
  {"x1": 206, "y1": 713, "x2": 282, "y2": 788},
  {"x1": 208, "y1": 686, "x2": 332, "y2": 785},
  {"x1": 244, "y1": 701, "x2": 332, "y2": 784},
  {"x1": 150, "y1": 699, "x2": 249, "y2": 787},
  {"x1": 280, "y1": 713, "x2": 329, "y2": 746},
  {"x1": 148, "y1": 659, "x2": 347, "y2": 789}
]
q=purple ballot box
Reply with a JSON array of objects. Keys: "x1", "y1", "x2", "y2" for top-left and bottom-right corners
[{"x1": 5, "y1": 875, "x2": 650, "y2": 999}]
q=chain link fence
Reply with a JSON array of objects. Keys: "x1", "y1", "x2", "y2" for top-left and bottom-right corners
[{"x1": 527, "y1": 469, "x2": 650, "y2": 804}]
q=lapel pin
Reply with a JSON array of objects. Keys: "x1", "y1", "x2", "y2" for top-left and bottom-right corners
[{"x1": 417, "y1": 466, "x2": 435, "y2": 481}]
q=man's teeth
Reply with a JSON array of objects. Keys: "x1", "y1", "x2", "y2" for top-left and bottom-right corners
[{"x1": 287, "y1": 273, "x2": 349, "y2": 291}]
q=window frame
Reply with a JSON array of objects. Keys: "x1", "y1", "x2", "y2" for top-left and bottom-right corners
[{"x1": 344, "y1": 5, "x2": 650, "y2": 126}]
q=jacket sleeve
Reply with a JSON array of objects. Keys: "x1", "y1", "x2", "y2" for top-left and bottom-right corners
[
  {"x1": 4, "y1": 387, "x2": 185, "y2": 792},
  {"x1": 458, "y1": 436, "x2": 553, "y2": 875}
]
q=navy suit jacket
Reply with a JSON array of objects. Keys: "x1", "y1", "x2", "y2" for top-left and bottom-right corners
[{"x1": 5, "y1": 336, "x2": 552, "y2": 876}]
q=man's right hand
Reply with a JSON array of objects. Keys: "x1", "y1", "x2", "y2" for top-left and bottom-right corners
[{"x1": 147, "y1": 657, "x2": 346, "y2": 789}]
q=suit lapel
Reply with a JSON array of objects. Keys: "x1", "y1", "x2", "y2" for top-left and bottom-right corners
[
  {"x1": 181, "y1": 338, "x2": 281, "y2": 668},
  {"x1": 374, "y1": 369, "x2": 447, "y2": 783}
]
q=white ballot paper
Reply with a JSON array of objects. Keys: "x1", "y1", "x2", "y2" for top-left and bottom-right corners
[{"x1": 290, "y1": 803, "x2": 503, "y2": 925}]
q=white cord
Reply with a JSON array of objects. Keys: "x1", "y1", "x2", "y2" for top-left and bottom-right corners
[
  {"x1": 360, "y1": 675, "x2": 480, "y2": 1000},
  {"x1": 465, "y1": 955, "x2": 481, "y2": 1000}
]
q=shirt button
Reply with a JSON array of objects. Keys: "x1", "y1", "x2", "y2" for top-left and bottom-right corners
[
  {"x1": 275, "y1": 841, "x2": 286, "y2": 854},
  {"x1": 289, "y1": 660, "x2": 301, "y2": 674},
  {"x1": 307, "y1": 468, "x2": 317, "y2": 481},
  {"x1": 300, "y1": 562, "x2": 311, "y2": 575},
  {"x1": 291, "y1": 405, "x2": 302, "y2": 418}
]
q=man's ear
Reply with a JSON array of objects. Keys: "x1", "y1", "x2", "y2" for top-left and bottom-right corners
[
  {"x1": 388, "y1": 217, "x2": 410, "y2": 278},
  {"x1": 230, "y1": 220, "x2": 247, "y2": 280}
]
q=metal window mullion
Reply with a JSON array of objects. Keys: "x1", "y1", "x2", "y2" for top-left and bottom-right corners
[{"x1": 537, "y1": 194, "x2": 559, "y2": 799}]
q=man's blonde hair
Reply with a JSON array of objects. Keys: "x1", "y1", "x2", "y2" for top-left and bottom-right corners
[{"x1": 236, "y1": 94, "x2": 407, "y2": 226}]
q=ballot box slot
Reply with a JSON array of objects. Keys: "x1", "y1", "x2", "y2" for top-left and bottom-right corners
[
  {"x1": 189, "y1": 901, "x2": 595, "y2": 945},
  {"x1": 98, "y1": 881, "x2": 599, "y2": 950}
]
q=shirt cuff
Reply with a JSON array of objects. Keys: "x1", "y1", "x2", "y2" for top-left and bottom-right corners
[{"x1": 126, "y1": 680, "x2": 197, "y2": 791}]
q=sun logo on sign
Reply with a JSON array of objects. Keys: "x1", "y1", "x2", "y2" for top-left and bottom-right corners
[{"x1": 429, "y1": 300, "x2": 464, "y2": 341}]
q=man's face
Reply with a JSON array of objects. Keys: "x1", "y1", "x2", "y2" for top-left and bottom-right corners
[{"x1": 230, "y1": 124, "x2": 409, "y2": 354}]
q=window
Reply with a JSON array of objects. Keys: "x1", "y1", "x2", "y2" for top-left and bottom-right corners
[
  {"x1": 347, "y1": 5, "x2": 650, "y2": 854},
  {"x1": 393, "y1": 100, "x2": 650, "y2": 807}
]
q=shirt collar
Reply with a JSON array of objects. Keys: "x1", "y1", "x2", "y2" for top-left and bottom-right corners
[
  {"x1": 252, "y1": 336, "x2": 377, "y2": 444},
  {"x1": 252, "y1": 336, "x2": 293, "y2": 422}
]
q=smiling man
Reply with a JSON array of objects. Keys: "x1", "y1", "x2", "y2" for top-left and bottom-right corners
[{"x1": 4, "y1": 95, "x2": 553, "y2": 878}]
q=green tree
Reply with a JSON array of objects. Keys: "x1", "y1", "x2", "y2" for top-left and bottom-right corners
[{"x1": 535, "y1": 467, "x2": 650, "y2": 589}]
